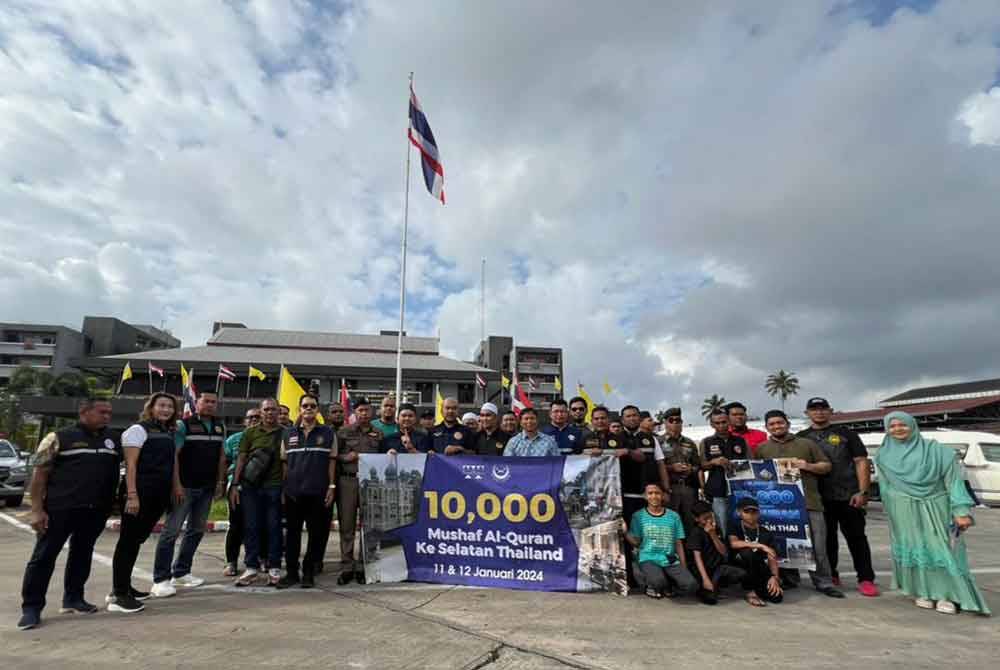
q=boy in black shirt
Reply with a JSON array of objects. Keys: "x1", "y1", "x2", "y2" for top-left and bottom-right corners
[
  {"x1": 728, "y1": 497, "x2": 783, "y2": 607},
  {"x1": 688, "y1": 501, "x2": 745, "y2": 605}
]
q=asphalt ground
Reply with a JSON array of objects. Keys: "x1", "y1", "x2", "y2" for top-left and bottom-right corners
[{"x1": 1, "y1": 502, "x2": 996, "y2": 670}]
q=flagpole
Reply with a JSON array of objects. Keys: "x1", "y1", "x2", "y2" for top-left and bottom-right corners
[
  {"x1": 246, "y1": 369, "x2": 252, "y2": 400},
  {"x1": 148, "y1": 364, "x2": 153, "y2": 395},
  {"x1": 394, "y1": 71, "x2": 414, "y2": 407}
]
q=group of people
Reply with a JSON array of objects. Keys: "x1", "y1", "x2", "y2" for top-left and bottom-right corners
[{"x1": 16, "y1": 391, "x2": 991, "y2": 630}]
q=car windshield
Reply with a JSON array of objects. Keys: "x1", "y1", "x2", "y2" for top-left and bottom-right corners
[
  {"x1": 980, "y1": 444, "x2": 1000, "y2": 463},
  {"x1": 0, "y1": 442, "x2": 16, "y2": 459}
]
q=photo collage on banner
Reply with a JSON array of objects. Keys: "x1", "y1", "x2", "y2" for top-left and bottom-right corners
[{"x1": 359, "y1": 454, "x2": 628, "y2": 595}]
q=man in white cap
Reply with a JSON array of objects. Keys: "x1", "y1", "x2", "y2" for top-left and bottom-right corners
[
  {"x1": 461, "y1": 412, "x2": 480, "y2": 430},
  {"x1": 473, "y1": 402, "x2": 511, "y2": 456}
]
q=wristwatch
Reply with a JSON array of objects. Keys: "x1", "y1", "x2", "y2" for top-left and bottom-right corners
[{"x1": 328, "y1": 484, "x2": 337, "y2": 489}]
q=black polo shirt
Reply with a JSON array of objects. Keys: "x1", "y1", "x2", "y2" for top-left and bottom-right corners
[{"x1": 700, "y1": 434, "x2": 748, "y2": 500}]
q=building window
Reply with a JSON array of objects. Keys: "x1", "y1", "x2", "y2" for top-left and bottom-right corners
[
  {"x1": 457, "y1": 383, "x2": 475, "y2": 404},
  {"x1": 415, "y1": 382, "x2": 433, "y2": 404}
]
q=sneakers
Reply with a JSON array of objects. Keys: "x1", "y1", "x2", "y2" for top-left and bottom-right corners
[
  {"x1": 223, "y1": 563, "x2": 237, "y2": 577},
  {"x1": 268, "y1": 568, "x2": 282, "y2": 586},
  {"x1": 336, "y1": 570, "x2": 355, "y2": 586},
  {"x1": 171, "y1": 574, "x2": 205, "y2": 588},
  {"x1": 17, "y1": 609, "x2": 41, "y2": 631},
  {"x1": 235, "y1": 568, "x2": 260, "y2": 587},
  {"x1": 130, "y1": 587, "x2": 151, "y2": 601},
  {"x1": 275, "y1": 574, "x2": 300, "y2": 590},
  {"x1": 819, "y1": 587, "x2": 845, "y2": 598},
  {"x1": 858, "y1": 581, "x2": 880, "y2": 597},
  {"x1": 644, "y1": 587, "x2": 663, "y2": 599},
  {"x1": 106, "y1": 594, "x2": 145, "y2": 614},
  {"x1": 936, "y1": 600, "x2": 958, "y2": 615},
  {"x1": 915, "y1": 597, "x2": 935, "y2": 609},
  {"x1": 59, "y1": 598, "x2": 99, "y2": 614},
  {"x1": 150, "y1": 581, "x2": 177, "y2": 598}
]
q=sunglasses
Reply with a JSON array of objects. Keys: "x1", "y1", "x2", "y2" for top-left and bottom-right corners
[
  {"x1": 301, "y1": 404, "x2": 318, "y2": 410},
  {"x1": 570, "y1": 407, "x2": 586, "y2": 412},
  {"x1": 667, "y1": 418, "x2": 682, "y2": 424}
]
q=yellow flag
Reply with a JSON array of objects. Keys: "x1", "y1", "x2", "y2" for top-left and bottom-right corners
[
  {"x1": 576, "y1": 384, "x2": 595, "y2": 424},
  {"x1": 501, "y1": 373, "x2": 511, "y2": 390},
  {"x1": 120, "y1": 362, "x2": 133, "y2": 383},
  {"x1": 278, "y1": 366, "x2": 323, "y2": 424},
  {"x1": 602, "y1": 380, "x2": 613, "y2": 396},
  {"x1": 248, "y1": 365, "x2": 267, "y2": 381},
  {"x1": 435, "y1": 387, "x2": 445, "y2": 424},
  {"x1": 554, "y1": 376, "x2": 563, "y2": 392},
  {"x1": 181, "y1": 363, "x2": 191, "y2": 388}
]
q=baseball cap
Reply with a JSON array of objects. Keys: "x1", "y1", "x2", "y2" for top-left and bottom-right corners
[
  {"x1": 806, "y1": 397, "x2": 831, "y2": 409},
  {"x1": 737, "y1": 497, "x2": 760, "y2": 512}
]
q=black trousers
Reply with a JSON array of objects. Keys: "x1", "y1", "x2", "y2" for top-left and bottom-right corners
[
  {"x1": 21, "y1": 507, "x2": 109, "y2": 612},
  {"x1": 284, "y1": 494, "x2": 332, "y2": 577},
  {"x1": 823, "y1": 500, "x2": 875, "y2": 582},
  {"x1": 733, "y1": 548, "x2": 783, "y2": 603},
  {"x1": 225, "y1": 497, "x2": 270, "y2": 567},
  {"x1": 622, "y1": 496, "x2": 645, "y2": 588},
  {"x1": 112, "y1": 490, "x2": 169, "y2": 597}
]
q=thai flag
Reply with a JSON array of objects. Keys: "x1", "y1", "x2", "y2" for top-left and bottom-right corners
[
  {"x1": 218, "y1": 364, "x2": 237, "y2": 382},
  {"x1": 476, "y1": 373, "x2": 487, "y2": 389},
  {"x1": 148, "y1": 362, "x2": 164, "y2": 377},
  {"x1": 408, "y1": 85, "x2": 445, "y2": 204},
  {"x1": 181, "y1": 365, "x2": 198, "y2": 419},
  {"x1": 339, "y1": 379, "x2": 356, "y2": 425}
]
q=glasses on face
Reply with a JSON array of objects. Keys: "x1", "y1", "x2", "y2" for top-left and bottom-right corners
[
  {"x1": 570, "y1": 407, "x2": 585, "y2": 413},
  {"x1": 667, "y1": 418, "x2": 682, "y2": 424},
  {"x1": 301, "y1": 403, "x2": 318, "y2": 410}
]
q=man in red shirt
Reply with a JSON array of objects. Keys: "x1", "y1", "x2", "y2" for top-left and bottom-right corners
[{"x1": 725, "y1": 402, "x2": 767, "y2": 456}]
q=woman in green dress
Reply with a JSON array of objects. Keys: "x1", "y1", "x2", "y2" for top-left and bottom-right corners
[{"x1": 876, "y1": 412, "x2": 990, "y2": 615}]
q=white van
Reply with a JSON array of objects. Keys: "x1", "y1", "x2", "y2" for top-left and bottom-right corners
[{"x1": 861, "y1": 429, "x2": 1000, "y2": 506}]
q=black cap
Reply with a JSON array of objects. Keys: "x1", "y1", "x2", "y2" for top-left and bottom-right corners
[
  {"x1": 806, "y1": 397, "x2": 831, "y2": 409},
  {"x1": 639, "y1": 410, "x2": 652, "y2": 420},
  {"x1": 398, "y1": 403, "x2": 417, "y2": 414},
  {"x1": 664, "y1": 407, "x2": 682, "y2": 419},
  {"x1": 354, "y1": 396, "x2": 371, "y2": 408},
  {"x1": 764, "y1": 409, "x2": 788, "y2": 423},
  {"x1": 737, "y1": 497, "x2": 760, "y2": 512}
]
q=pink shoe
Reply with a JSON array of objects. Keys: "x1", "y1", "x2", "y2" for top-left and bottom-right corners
[{"x1": 858, "y1": 581, "x2": 880, "y2": 597}]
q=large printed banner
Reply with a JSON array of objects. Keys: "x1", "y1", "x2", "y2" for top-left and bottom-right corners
[
  {"x1": 358, "y1": 454, "x2": 627, "y2": 594},
  {"x1": 726, "y1": 459, "x2": 816, "y2": 570}
]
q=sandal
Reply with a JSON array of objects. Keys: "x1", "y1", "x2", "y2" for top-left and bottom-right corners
[
  {"x1": 645, "y1": 587, "x2": 663, "y2": 599},
  {"x1": 746, "y1": 592, "x2": 767, "y2": 607}
]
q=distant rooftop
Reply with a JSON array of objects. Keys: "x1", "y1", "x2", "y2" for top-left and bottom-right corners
[
  {"x1": 881, "y1": 378, "x2": 1000, "y2": 407},
  {"x1": 208, "y1": 327, "x2": 439, "y2": 355}
]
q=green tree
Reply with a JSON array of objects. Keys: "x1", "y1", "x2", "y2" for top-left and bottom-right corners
[
  {"x1": 765, "y1": 370, "x2": 800, "y2": 412},
  {"x1": 700, "y1": 394, "x2": 727, "y2": 419}
]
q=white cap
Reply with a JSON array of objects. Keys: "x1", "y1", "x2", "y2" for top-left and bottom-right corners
[
  {"x1": 480, "y1": 402, "x2": 499, "y2": 415},
  {"x1": 462, "y1": 412, "x2": 479, "y2": 423}
]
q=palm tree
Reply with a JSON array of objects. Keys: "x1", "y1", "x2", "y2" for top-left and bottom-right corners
[
  {"x1": 700, "y1": 394, "x2": 727, "y2": 419},
  {"x1": 765, "y1": 370, "x2": 800, "y2": 411}
]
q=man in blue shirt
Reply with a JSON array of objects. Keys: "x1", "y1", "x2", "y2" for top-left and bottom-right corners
[
  {"x1": 428, "y1": 397, "x2": 476, "y2": 455},
  {"x1": 542, "y1": 398, "x2": 584, "y2": 455},
  {"x1": 504, "y1": 409, "x2": 560, "y2": 457}
]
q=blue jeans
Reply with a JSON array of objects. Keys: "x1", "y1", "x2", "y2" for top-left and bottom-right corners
[
  {"x1": 712, "y1": 496, "x2": 730, "y2": 537},
  {"x1": 242, "y1": 486, "x2": 283, "y2": 570},
  {"x1": 153, "y1": 486, "x2": 215, "y2": 582}
]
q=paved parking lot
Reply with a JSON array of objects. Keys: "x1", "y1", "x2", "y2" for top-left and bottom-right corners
[{"x1": 1, "y1": 502, "x2": 996, "y2": 670}]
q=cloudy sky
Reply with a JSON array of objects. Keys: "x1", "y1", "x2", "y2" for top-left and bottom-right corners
[{"x1": 2, "y1": 0, "x2": 999, "y2": 417}]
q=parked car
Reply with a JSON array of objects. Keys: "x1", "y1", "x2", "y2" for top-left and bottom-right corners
[
  {"x1": 861, "y1": 429, "x2": 1000, "y2": 506},
  {"x1": 0, "y1": 439, "x2": 29, "y2": 508}
]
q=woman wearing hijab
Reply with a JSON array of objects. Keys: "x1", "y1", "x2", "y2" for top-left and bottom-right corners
[{"x1": 875, "y1": 412, "x2": 990, "y2": 615}]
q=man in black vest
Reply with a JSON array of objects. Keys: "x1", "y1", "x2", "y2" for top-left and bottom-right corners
[
  {"x1": 473, "y1": 403, "x2": 510, "y2": 456},
  {"x1": 278, "y1": 394, "x2": 337, "y2": 589},
  {"x1": 151, "y1": 391, "x2": 226, "y2": 597},
  {"x1": 699, "y1": 410, "x2": 748, "y2": 535},
  {"x1": 18, "y1": 398, "x2": 121, "y2": 630}
]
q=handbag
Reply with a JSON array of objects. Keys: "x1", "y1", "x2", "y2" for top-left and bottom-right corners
[{"x1": 241, "y1": 429, "x2": 282, "y2": 487}]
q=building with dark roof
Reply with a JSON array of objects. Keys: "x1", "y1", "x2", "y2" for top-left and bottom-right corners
[{"x1": 831, "y1": 378, "x2": 1000, "y2": 432}]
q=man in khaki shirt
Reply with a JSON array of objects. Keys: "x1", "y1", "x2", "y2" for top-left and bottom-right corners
[
  {"x1": 756, "y1": 410, "x2": 843, "y2": 598},
  {"x1": 334, "y1": 397, "x2": 382, "y2": 584}
]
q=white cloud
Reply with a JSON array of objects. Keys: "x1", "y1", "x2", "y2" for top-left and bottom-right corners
[{"x1": 958, "y1": 87, "x2": 1000, "y2": 146}]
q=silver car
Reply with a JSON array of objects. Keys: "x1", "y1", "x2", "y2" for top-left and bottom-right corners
[{"x1": 0, "y1": 439, "x2": 29, "y2": 507}]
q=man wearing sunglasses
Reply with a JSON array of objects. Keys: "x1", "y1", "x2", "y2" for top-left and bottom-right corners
[
  {"x1": 654, "y1": 408, "x2": 702, "y2": 534},
  {"x1": 568, "y1": 396, "x2": 591, "y2": 431},
  {"x1": 277, "y1": 394, "x2": 337, "y2": 589}
]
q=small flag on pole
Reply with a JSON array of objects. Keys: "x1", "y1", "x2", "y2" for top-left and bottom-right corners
[
  {"x1": 512, "y1": 381, "x2": 533, "y2": 417},
  {"x1": 181, "y1": 365, "x2": 197, "y2": 419},
  {"x1": 602, "y1": 380, "x2": 614, "y2": 396},
  {"x1": 248, "y1": 365, "x2": 267, "y2": 381},
  {"x1": 501, "y1": 373, "x2": 511, "y2": 390},
  {"x1": 148, "y1": 363, "x2": 164, "y2": 377},
  {"x1": 475, "y1": 372, "x2": 487, "y2": 389},
  {"x1": 554, "y1": 376, "x2": 563, "y2": 392},
  {"x1": 408, "y1": 83, "x2": 445, "y2": 204},
  {"x1": 117, "y1": 363, "x2": 133, "y2": 393},
  {"x1": 218, "y1": 365, "x2": 237, "y2": 382},
  {"x1": 339, "y1": 380, "x2": 355, "y2": 425},
  {"x1": 528, "y1": 376, "x2": 539, "y2": 390},
  {"x1": 435, "y1": 385, "x2": 445, "y2": 424}
]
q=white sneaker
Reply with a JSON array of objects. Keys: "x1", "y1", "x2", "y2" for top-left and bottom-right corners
[
  {"x1": 235, "y1": 568, "x2": 259, "y2": 587},
  {"x1": 935, "y1": 600, "x2": 957, "y2": 615},
  {"x1": 915, "y1": 597, "x2": 935, "y2": 609},
  {"x1": 150, "y1": 580, "x2": 177, "y2": 598},
  {"x1": 268, "y1": 568, "x2": 281, "y2": 586},
  {"x1": 171, "y1": 574, "x2": 205, "y2": 588}
]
